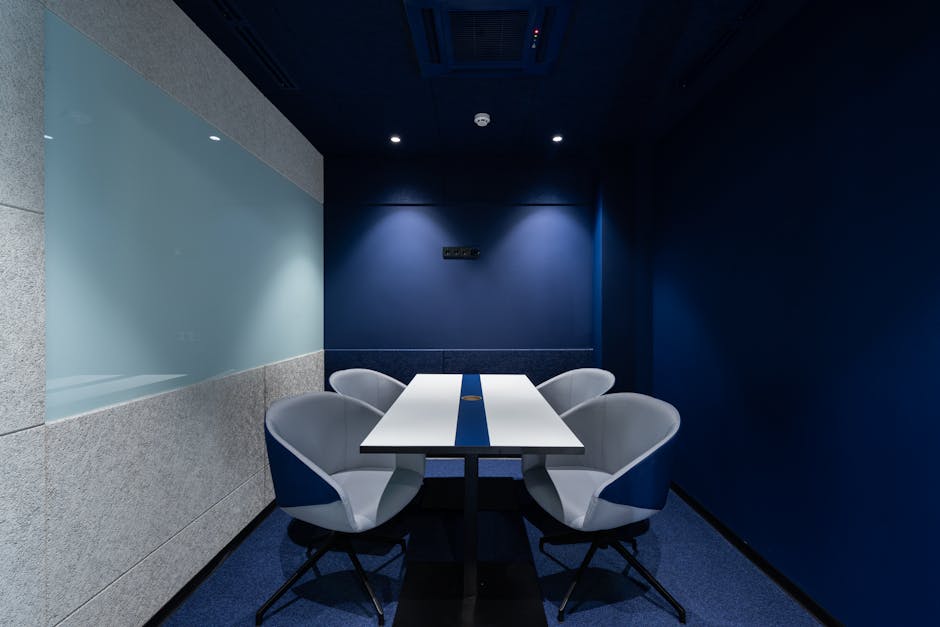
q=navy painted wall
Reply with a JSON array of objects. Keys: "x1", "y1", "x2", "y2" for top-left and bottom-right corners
[
  {"x1": 325, "y1": 156, "x2": 597, "y2": 350},
  {"x1": 652, "y1": 0, "x2": 940, "y2": 622}
]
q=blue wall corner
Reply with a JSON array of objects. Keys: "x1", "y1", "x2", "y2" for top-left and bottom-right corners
[
  {"x1": 651, "y1": 0, "x2": 940, "y2": 622},
  {"x1": 592, "y1": 188, "x2": 604, "y2": 367}
]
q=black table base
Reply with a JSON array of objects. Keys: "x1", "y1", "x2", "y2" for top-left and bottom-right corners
[
  {"x1": 393, "y1": 476, "x2": 547, "y2": 627},
  {"x1": 464, "y1": 455, "x2": 478, "y2": 598},
  {"x1": 395, "y1": 561, "x2": 545, "y2": 627}
]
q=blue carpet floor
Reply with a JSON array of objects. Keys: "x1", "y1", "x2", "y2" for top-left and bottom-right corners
[{"x1": 162, "y1": 459, "x2": 819, "y2": 626}]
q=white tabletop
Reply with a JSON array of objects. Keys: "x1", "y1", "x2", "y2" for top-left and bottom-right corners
[{"x1": 360, "y1": 373, "x2": 585, "y2": 455}]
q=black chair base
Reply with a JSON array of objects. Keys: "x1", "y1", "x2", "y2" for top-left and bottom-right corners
[
  {"x1": 540, "y1": 531, "x2": 686, "y2": 624},
  {"x1": 255, "y1": 530, "x2": 405, "y2": 625}
]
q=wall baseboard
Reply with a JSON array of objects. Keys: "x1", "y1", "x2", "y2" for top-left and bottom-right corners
[
  {"x1": 670, "y1": 482, "x2": 841, "y2": 627},
  {"x1": 144, "y1": 501, "x2": 277, "y2": 626}
]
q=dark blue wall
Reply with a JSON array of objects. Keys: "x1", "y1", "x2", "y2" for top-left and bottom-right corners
[
  {"x1": 597, "y1": 150, "x2": 655, "y2": 393},
  {"x1": 652, "y1": 0, "x2": 940, "y2": 622},
  {"x1": 325, "y1": 156, "x2": 597, "y2": 350}
]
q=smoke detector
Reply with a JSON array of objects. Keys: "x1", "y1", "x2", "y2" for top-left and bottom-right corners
[{"x1": 474, "y1": 112, "x2": 491, "y2": 127}]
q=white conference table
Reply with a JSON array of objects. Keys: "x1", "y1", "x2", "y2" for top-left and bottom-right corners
[{"x1": 360, "y1": 373, "x2": 584, "y2": 599}]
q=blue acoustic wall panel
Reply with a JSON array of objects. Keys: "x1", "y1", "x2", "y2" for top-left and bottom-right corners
[
  {"x1": 442, "y1": 349, "x2": 594, "y2": 386},
  {"x1": 325, "y1": 350, "x2": 444, "y2": 388},
  {"x1": 325, "y1": 156, "x2": 596, "y2": 351},
  {"x1": 44, "y1": 13, "x2": 323, "y2": 420},
  {"x1": 651, "y1": 0, "x2": 940, "y2": 622},
  {"x1": 324, "y1": 349, "x2": 593, "y2": 394}
]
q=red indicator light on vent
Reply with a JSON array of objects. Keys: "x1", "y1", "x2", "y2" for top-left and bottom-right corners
[{"x1": 534, "y1": 29, "x2": 539, "y2": 34}]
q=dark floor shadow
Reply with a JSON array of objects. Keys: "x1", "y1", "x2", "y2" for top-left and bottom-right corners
[
  {"x1": 261, "y1": 569, "x2": 399, "y2": 623},
  {"x1": 393, "y1": 477, "x2": 549, "y2": 626},
  {"x1": 538, "y1": 552, "x2": 686, "y2": 622},
  {"x1": 538, "y1": 566, "x2": 649, "y2": 615},
  {"x1": 285, "y1": 516, "x2": 410, "y2": 558}
]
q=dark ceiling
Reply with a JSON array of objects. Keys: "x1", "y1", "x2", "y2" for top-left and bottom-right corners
[{"x1": 173, "y1": 0, "x2": 807, "y2": 159}]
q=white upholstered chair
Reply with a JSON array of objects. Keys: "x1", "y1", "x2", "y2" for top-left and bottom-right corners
[
  {"x1": 329, "y1": 368, "x2": 407, "y2": 414},
  {"x1": 257, "y1": 392, "x2": 424, "y2": 625},
  {"x1": 536, "y1": 367, "x2": 615, "y2": 415},
  {"x1": 523, "y1": 392, "x2": 685, "y2": 623}
]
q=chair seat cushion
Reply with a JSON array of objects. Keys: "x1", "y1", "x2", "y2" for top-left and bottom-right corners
[
  {"x1": 524, "y1": 465, "x2": 612, "y2": 530},
  {"x1": 332, "y1": 467, "x2": 422, "y2": 532}
]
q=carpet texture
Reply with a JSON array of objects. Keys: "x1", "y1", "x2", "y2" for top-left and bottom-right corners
[{"x1": 162, "y1": 459, "x2": 819, "y2": 626}]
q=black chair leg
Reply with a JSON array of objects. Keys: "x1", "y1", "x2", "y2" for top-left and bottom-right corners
[
  {"x1": 611, "y1": 540, "x2": 686, "y2": 623},
  {"x1": 305, "y1": 531, "x2": 334, "y2": 557},
  {"x1": 257, "y1": 530, "x2": 397, "y2": 626},
  {"x1": 346, "y1": 540, "x2": 385, "y2": 625},
  {"x1": 256, "y1": 532, "x2": 336, "y2": 625},
  {"x1": 557, "y1": 541, "x2": 599, "y2": 622}
]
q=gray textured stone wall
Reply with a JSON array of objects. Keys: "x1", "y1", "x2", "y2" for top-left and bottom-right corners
[
  {"x1": 0, "y1": 0, "x2": 44, "y2": 214},
  {"x1": 0, "y1": 0, "x2": 325, "y2": 624},
  {"x1": 0, "y1": 1, "x2": 47, "y2": 625},
  {"x1": 0, "y1": 427, "x2": 45, "y2": 626},
  {"x1": 47, "y1": 352, "x2": 324, "y2": 624},
  {"x1": 0, "y1": 0, "x2": 45, "y2": 434}
]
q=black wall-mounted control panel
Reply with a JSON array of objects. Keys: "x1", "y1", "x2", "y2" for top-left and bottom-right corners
[{"x1": 442, "y1": 246, "x2": 481, "y2": 259}]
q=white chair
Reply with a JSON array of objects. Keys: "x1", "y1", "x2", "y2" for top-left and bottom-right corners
[
  {"x1": 536, "y1": 368, "x2": 615, "y2": 415},
  {"x1": 523, "y1": 393, "x2": 685, "y2": 623},
  {"x1": 329, "y1": 368, "x2": 407, "y2": 414},
  {"x1": 257, "y1": 392, "x2": 424, "y2": 625}
]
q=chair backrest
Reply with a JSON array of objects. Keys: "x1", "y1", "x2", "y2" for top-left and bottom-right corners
[
  {"x1": 536, "y1": 368, "x2": 615, "y2": 415},
  {"x1": 264, "y1": 392, "x2": 394, "y2": 511},
  {"x1": 329, "y1": 368, "x2": 407, "y2": 414},
  {"x1": 552, "y1": 393, "x2": 679, "y2": 518}
]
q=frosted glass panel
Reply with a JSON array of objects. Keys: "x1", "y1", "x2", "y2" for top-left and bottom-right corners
[{"x1": 44, "y1": 12, "x2": 323, "y2": 421}]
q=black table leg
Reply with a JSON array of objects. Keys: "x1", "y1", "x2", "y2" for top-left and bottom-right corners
[{"x1": 463, "y1": 453, "x2": 479, "y2": 599}]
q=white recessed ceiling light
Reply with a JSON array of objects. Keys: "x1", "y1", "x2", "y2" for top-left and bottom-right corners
[
  {"x1": 552, "y1": 134, "x2": 563, "y2": 143},
  {"x1": 390, "y1": 135, "x2": 402, "y2": 144},
  {"x1": 209, "y1": 135, "x2": 221, "y2": 141},
  {"x1": 44, "y1": 134, "x2": 54, "y2": 140}
]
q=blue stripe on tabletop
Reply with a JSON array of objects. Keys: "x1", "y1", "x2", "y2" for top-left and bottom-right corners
[{"x1": 454, "y1": 374, "x2": 490, "y2": 447}]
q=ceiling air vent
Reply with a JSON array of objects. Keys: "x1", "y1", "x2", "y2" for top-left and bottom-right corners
[
  {"x1": 451, "y1": 11, "x2": 528, "y2": 63},
  {"x1": 678, "y1": 0, "x2": 765, "y2": 89},
  {"x1": 210, "y1": 0, "x2": 241, "y2": 21},
  {"x1": 235, "y1": 26, "x2": 297, "y2": 90},
  {"x1": 404, "y1": 1, "x2": 572, "y2": 77},
  {"x1": 211, "y1": 1, "x2": 296, "y2": 90}
]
